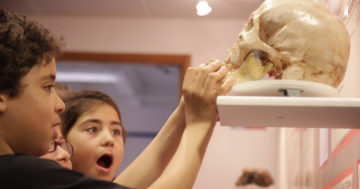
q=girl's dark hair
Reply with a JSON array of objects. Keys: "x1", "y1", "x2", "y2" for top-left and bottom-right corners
[
  {"x1": 0, "y1": 9, "x2": 62, "y2": 97},
  {"x1": 61, "y1": 90, "x2": 127, "y2": 142}
]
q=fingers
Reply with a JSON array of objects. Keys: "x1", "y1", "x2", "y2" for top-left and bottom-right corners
[
  {"x1": 203, "y1": 65, "x2": 231, "y2": 95},
  {"x1": 182, "y1": 67, "x2": 198, "y2": 93},
  {"x1": 182, "y1": 59, "x2": 233, "y2": 125},
  {"x1": 194, "y1": 60, "x2": 222, "y2": 88},
  {"x1": 182, "y1": 59, "x2": 233, "y2": 98},
  {"x1": 221, "y1": 76, "x2": 234, "y2": 95},
  {"x1": 209, "y1": 66, "x2": 228, "y2": 83}
]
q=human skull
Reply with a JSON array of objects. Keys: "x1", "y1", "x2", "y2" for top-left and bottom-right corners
[{"x1": 225, "y1": 0, "x2": 350, "y2": 87}]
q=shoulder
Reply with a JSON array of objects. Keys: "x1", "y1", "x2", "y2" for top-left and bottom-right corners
[
  {"x1": 0, "y1": 153, "x2": 65, "y2": 183},
  {"x1": 0, "y1": 154, "x2": 132, "y2": 189},
  {"x1": 0, "y1": 153, "x2": 59, "y2": 171}
]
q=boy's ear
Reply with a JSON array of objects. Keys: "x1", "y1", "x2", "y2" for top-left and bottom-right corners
[{"x1": 0, "y1": 94, "x2": 8, "y2": 113}]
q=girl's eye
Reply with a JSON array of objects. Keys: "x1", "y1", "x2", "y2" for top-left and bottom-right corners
[
  {"x1": 112, "y1": 129, "x2": 121, "y2": 136},
  {"x1": 86, "y1": 127, "x2": 98, "y2": 133}
]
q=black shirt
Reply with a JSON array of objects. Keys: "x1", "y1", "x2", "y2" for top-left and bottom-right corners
[{"x1": 0, "y1": 153, "x2": 133, "y2": 189}]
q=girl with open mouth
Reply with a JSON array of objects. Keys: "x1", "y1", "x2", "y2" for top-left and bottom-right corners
[{"x1": 62, "y1": 91, "x2": 126, "y2": 181}]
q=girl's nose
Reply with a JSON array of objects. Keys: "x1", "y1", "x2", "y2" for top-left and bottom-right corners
[{"x1": 101, "y1": 130, "x2": 115, "y2": 147}]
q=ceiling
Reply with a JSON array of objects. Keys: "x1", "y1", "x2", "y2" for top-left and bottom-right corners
[{"x1": 0, "y1": 0, "x2": 264, "y2": 19}]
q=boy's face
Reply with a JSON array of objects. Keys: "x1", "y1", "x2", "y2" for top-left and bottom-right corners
[
  {"x1": 0, "y1": 58, "x2": 65, "y2": 156},
  {"x1": 67, "y1": 103, "x2": 124, "y2": 181}
]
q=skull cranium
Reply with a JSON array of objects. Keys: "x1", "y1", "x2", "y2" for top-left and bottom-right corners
[{"x1": 225, "y1": 0, "x2": 350, "y2": 88}]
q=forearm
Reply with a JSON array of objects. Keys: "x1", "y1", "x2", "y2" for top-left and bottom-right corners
[
  {"x1": 115, "y1": 104, "x2": 185, "y2": 188},
  {"x1": 148, "y1": 121, "x2": 215, "y2": 189}
]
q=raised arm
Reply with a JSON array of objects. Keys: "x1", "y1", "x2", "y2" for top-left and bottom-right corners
[
  {"x1": 147, "y1": 61, "x2": 233, "y2": 189},
  {"x1": 115, "y1": 61, "x2": 232, "y2": 189},
  {"x1": 115, "y1": 68, "x2": 194, "y2": 187},
  {"x1": 114, "y1": 98, "x2": 186, "y2": 188}
]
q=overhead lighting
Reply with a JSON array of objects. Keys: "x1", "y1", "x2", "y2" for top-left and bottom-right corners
[{"x1": 196, "y1": 0, "x2": 212, "y2": 16}]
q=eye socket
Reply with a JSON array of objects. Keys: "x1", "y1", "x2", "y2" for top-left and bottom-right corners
[{"x1": 244, "y1": 17, "x2": 254, "y2": 31}]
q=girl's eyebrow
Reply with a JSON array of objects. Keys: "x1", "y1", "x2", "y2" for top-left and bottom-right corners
[
  {"x1": 81, "y1": 119, "x2": 122, "y2": 126},
  {"x1": 81, "y1": 119, "x2": 101, "y2": 125},
  {"x1": 111, "y1": 121, "x2": 122, "y2": 126}
]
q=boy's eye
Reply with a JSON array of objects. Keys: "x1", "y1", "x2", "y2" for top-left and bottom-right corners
[
  {"x1": 86, "y1": 127, "x2": 98, "y2": 133},
  {"x1": 44, "y1": 85, "x2": 54, "y2": 92}
]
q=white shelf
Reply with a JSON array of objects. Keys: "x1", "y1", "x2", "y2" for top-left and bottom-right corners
[{"x1": 217, "y1": 96, "x2": 360, "y2": 128}]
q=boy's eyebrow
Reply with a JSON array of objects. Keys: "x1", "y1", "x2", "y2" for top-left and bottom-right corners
[{"x1": 41, "y1": 74, "x2": 56, "y2": 81}]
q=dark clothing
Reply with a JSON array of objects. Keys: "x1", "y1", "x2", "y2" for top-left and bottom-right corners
[{"x1": 0, "y1": 153, "x2": 132, "y2": 189}]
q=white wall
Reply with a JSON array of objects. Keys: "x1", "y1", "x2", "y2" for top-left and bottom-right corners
[
  {"x1": 33, "y1": 15, "x2": 245, "y2": 67},
  {"x1": 193, "y1": 126, "x2": 279, "y2": 189}
]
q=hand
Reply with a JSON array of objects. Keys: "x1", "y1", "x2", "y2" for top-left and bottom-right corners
[{"x1": 182, "y1": 60, "x2": 234, "y2": 125}]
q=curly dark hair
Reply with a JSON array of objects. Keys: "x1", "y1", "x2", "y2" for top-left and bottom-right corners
[
  {"x1": 0, "y1": 9, "x2": 62, "y2": 97},
  {"x1": 61, "y1": 90, "x2": 127, "y2": 142}
]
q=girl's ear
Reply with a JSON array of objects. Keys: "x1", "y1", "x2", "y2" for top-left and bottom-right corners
[{"x1": 0, "y1": 94, "x2": 8, "y2": 113}]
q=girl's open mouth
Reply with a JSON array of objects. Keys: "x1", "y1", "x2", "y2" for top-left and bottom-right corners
[{"x1": 96, "y1": 154, "x2": 113, "y2": 173}]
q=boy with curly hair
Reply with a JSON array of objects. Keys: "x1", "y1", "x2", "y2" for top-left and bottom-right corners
[{"x1": 0, "y1": 9, "x2": 233, "y2": 189}]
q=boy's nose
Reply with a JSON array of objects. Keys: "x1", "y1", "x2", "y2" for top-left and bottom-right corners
[{"x1": 55, "y1": 95, "x2": 65, "y2": 114}]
